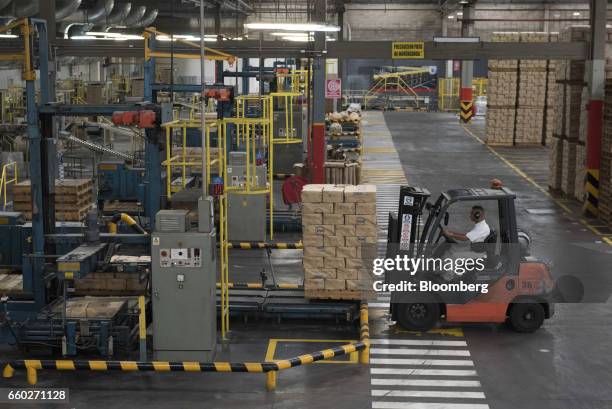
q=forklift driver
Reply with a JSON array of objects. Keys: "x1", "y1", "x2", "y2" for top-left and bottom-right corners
[{"x1": 442, "y1": 206, "x2": 490, "y2": 243}]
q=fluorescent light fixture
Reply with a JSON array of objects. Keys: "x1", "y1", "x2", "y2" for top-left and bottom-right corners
[
  {"x1": 83, "y1": 31, "x2": 143, "y2": 40},
  {"x1": 244, "y1": 22, "x2": 340, "y2": 32},
  {"x1": 459, "y1": 0, "x2": 469, "y2": 3},
  {"x1": 156, "y1": 34, "x2": 217, "y2": 42},
  {"x1": 280, "y1": 34, "x2": 335, "y2": 42},
  {"x1": 0, "y1": 34, "x2": 17, "y2": 38},
  {"x1": 457, "y1": 12, "x2": 463, "y2": 16},
  {"x1": 573, "y1": 12, "x2": 581, "y2": 16},
  {"x1": 447, "y1": 15, "x2": 454, "y2": 19},
  {"x1": 434, "y1": 36, "x2": 480, "y2": 43}
]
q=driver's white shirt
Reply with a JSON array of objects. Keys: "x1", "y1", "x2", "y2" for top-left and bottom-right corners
[{"x1": 466, "y1": 220, "x2": 490, "y2": 242}]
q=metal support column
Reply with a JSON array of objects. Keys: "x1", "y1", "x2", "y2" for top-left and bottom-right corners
[
  {"x1": 584, "y1": 0, "x2": 607, "y2": 217},
  {"x1": 214, "y1": 5, "x2": 223, "y2": 83},
  {"x1": 459, "y1": 3, "x2": 474, "y2": 123},
  {"x1": 144, "y1": 33, "x2": 161, "y2": 223},
  {"x1": 311, "y1": 0, "x2": 327, "y2": 183}
]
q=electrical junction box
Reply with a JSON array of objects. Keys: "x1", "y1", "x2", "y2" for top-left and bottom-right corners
[
  {"x1": 151, "y1": 210, "x2": 217, "y2": 361},
  {"x1": 227, "y1": 193, "x2": 266, "y2": 242},
  {"x1": 226, "y1": 165, "x2": 267, "y2": 189}
]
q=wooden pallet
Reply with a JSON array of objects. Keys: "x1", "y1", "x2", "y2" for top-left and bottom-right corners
[
  {"x1": 304, "y1": 289, "x2": 372, "y2": 301},
  {"x1": 13, "y1": 179, "x2": 93, "y2": 197},
  {"x1": 19, "y1": 203, "x2": 94, "y2": 221}
]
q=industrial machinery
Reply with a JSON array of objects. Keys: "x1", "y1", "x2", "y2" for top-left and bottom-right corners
[
  {"x1": 386, "y1": 184, "x2": 555, "y2": 333},
  {"x1": 151, "y1": 202, "x2": 216, "y2": 361},
  {"x1": 97, "y1": 160, "x2": 145, "y2": 204}
]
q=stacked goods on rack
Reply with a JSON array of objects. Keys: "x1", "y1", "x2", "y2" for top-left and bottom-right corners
[
  {"x1": 324, "y1": 161, "x2": 361, "y2": 185},
  {"x1": 600, "y1": 79, "x2": 612, "y2": 225},
  {"x1": 486, "y1": 32, "x2": 558, "y2": 146},
  {"x1": 74, "y1": 271, "x2": 147, "y2": 294},
  {"x1": 326, "y1": 110, "x2": 362, "y2": 139},
  {"x1": 548, "y1": 26, "x2": 611, "y2": 199},
  {"x1": 302, "y1": 184, "x2": 377, "y2": 300},
  {"x1": 486, "y1": 33, "x2": 519, "y2": 145},
  {"x1": 12, "y1": 179, "x2": 94, "y2": 221}
]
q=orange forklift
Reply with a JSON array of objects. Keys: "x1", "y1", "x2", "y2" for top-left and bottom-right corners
[{"x1": 385, "y1": 183, "x2": 555, "y2": 333}]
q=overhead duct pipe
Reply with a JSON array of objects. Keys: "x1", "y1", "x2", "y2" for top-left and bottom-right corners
[
  {"x1": 56, "y1": 0, "x2": 82, "y2": 21},
  {"x1": 59, "y1": 0, "x2": 114, "y2": 23},
  {"x1": 106, "y1": 2, "x2": 131, "y2": 24},
  {"x1": 134, "y1": 8, "x2": 158, "y2": 28},
  {"x1": 15, "y1": 0, "x2": 38, "y2": 18},
  {"x1": 122, "y1": 6, "x2": 146, "y2": 27},
  {"x1": 9, "y1": 0, "x2": 85, "y2": 20}
]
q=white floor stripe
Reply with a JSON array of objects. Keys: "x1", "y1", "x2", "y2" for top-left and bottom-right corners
[
  {"x1": 369, "y1": 339, "x2": 467, "y2": 347},
  {"x1": 370, "y1": 358, "x2": 474, "y2": 366},
  {"x1": 370, "y1": 379, "x2": 481, "y2": 388},
  {"x1": 372, "y1": 402, "x2": 489, "y2": 409},
  {"x1": 370, "y1": 368, "x2": 477, "y2": 376},
  {"x1": 371, "y1": 390, "x2": 485, "y2": 399},
  {"x1": 370, "y1": 348, "x2": 470, "y2": 357}
]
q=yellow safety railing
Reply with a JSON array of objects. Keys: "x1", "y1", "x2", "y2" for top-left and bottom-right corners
[
  {"x1": 0, "y1": 161, "x2": 18, "y2": 210},
  {"x1": 438, "y1": 77, "x2": 487, "y2": 111},
  {"x1": 270, "y1": 91, "x2": 302, "y2": 144},
  {"x1": 276, "y1": 69, "x2": 309, "y2": 94},
  {"x1": 235, "y1": 95, "x2": 273, "y2": 148},
  {"x1": 161, "y1": 119, "x2": 218, "y2": 199}
]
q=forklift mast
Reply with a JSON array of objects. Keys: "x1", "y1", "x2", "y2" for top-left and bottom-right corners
[{"x1": 386, "y1": 186, "x2": 430, "y2": 259}]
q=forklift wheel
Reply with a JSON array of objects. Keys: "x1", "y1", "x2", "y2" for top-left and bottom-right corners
[
  {"x1": 396, "y1": 302, "x2": 440, "y2": 332},
  {"x1": 509, "y1": 303, "x2": 545, "y2": 333}
]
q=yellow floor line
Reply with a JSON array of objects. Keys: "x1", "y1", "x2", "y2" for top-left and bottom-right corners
[{"x1": 461, "y1": 124, "x2": 611, "y2": 245}]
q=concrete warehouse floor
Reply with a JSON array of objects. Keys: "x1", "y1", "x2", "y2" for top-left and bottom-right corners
[{"x1": 2, "y1": 112, "x2": 612, "y2": 409}]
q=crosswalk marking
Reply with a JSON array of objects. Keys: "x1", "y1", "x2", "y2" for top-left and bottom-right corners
[
  {"x1": 370, "y1": 379, "x2": 482, "y2": 387},
  {"x1": 370, "y1": 348, "x2": 471, "y2": 356},
  {"x1": 370, "y1": 368, "x2": 478, "y2": 376},
  {"x1": 370, "y1": 339, "x2": 467, "y2": 347},
  {"x1": 372, "y1": 402, "x2": 490, "y2": 409},
  {"x1": 371, "y1": 390, "x2": 486, "y2": 399},
  {"x1": 370, "y1": 358, "x2": 474, "y2": 366}
]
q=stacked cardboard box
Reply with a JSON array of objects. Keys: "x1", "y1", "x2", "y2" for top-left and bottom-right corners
[
  {"x1": 74, "y1": 272, "x2": 147, "y2": 294},
  {"x1": 600, "y1": 79, "x2": 612, "y2": 225},
  {"x1": 486, "y1": 33, "x2": 519, "y2": 145},
  {"x1": 550, "y1": 27, "x2": 592, "y2": 199},
  {"x1": 301, "y1": 184, "x2": 377, "y2": 300},
  {"x1": 486, "y1": 32, "x2": 558, "y2": 146},
  {"x1": 12, "y1": 179, "x2": 94, "y2": 221}
]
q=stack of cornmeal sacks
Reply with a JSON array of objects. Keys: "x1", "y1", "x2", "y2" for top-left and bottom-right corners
[{"x1": 301, "y1": 184, "x2": 377, "y2": 299}]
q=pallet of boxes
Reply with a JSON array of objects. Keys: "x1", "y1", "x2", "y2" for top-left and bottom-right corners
[
  {"x1": 549, "y1": 26, "x2": 612, "y2": 202},
  {"x1": 486, "y1": 32, "x2": 559, "y2": 146},
  {"x1": 301, "y1": 184, "x2": 377, "y2": 299},
  {"x1": 12, "y1": 179, "x2": 95, "y2": 221},
  {"x1": 600, "y1": 78, "x2": 612, "y2": 225}
]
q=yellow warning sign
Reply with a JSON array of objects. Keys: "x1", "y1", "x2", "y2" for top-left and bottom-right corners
[{"x1": 392, "y1": 42, "x2": 425, "y2": 59}]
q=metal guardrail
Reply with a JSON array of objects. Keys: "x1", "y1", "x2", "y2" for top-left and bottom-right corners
[
  {"x1": 3, "y1": 303, "x2": 371, "y2": 390},
  {"x1": 3, "y1": 342, "x2": 367, "y2": 390}
]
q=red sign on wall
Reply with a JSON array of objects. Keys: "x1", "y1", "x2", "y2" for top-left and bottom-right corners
[{"x1": 325, "y1": 79, "x2": 342, "y2": 99}]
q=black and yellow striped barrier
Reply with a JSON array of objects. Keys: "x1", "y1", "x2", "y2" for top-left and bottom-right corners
[
  {"x1": 584, "y1": 169, "x2": 599, "y2": 217},
  {"x1": 223, "y1": 241, "x2": 303, "y2": 250},
  {"x1": 3, "y1": 342, "x2": 366, "y2": 391},
  {"x1": 215, "y1": 282, "x2": 303, "y2": 290},
  {"x1": 359, "y1": 303, "x2": 370, "y2": 364},
  {"x1": 460, "y1": 101, "x2": 473, "y2": 123}
]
